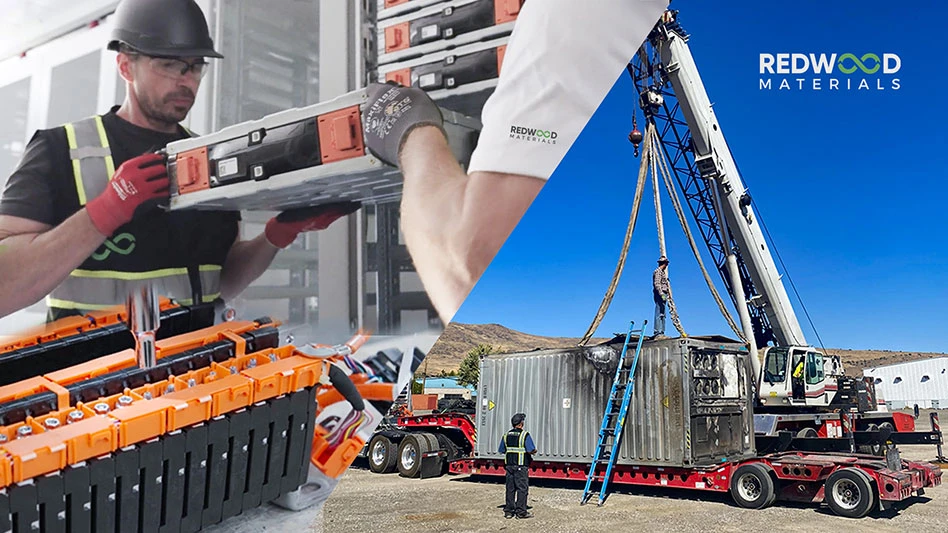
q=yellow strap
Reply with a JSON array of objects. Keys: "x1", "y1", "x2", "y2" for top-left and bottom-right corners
[
  {"x1": 63, "y1": 123, "x2": 88, "y2": 205},
  {"x1": 69, "y1": 267, "x2": 190, "y2": 280},
  {"x1": 93, "y1": 116, "x2": 110, "y2": 148},
  {"x1": 199, "y1": 265, "x2": 223, "y2": 272},
  {"x1": 93, "y1": 116, "x2": 115, "y2": 179},
  {"x1": 45, "y1": 297, "x2": 117, "y2": 311},
  {"x1": 177, "y1": 293, "x2": 222, "y2": 305},
  {"x1": 63, "y1": 123, "x2": 78, "y2": 149}
]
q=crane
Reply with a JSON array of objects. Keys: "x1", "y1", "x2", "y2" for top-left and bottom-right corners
[{"x1": 627, "y1": 10, "x2": 867, "y2": 412}]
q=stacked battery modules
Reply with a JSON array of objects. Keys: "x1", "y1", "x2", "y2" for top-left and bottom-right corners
[{"x1": 375, "y1": 0, "x2": 523, "y2": 118}]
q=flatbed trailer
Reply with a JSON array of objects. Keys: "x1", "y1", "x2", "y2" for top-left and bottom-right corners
[
  {"x1": 363, "y1": 413, "x2": 942, "y2": 518},
  {"x1": 450, "y1": 450, "x2": 941, "y2": 518}
]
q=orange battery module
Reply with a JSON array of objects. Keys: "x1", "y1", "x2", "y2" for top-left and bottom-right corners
[{"x1": 0, "y1": 303, "x2": 420, "y2": 531}]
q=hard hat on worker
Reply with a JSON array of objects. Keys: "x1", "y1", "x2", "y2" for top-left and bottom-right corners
[
  {"x1": 107, "y1": 0, "x2": 223, "y2": 58},
  {"x1": 658, "y1": 256, "x2": 669, "y2": 265},
  {"x1": 511, "y1": 413, "x2": 526, "y2": 426}
]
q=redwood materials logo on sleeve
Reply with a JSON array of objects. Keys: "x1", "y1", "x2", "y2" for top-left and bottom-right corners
[
  {"x1": 509, "y1": 125, "x2": 558, "y2": 145},
  {"x1": 759, "y1": 52, "x2": 902, "y2": 91}
]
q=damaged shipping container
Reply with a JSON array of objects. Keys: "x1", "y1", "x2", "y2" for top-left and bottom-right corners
[{"x1": 475, "y1": 337, "x2": 757, "y2": 467}]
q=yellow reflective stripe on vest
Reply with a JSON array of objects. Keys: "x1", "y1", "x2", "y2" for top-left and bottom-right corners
[
  {"x1": 93, "y1": 115, "x2": 116, "y2": 179},
  {"x1": 178, "y1": 266, "x2": 223, "y2": 304},
  {"x1": 44, "y1": 298, "x2": 119, "y2": 312},
  {"x1": 176, "y1": 293, "x2": 221, "y2": 305},
  {"x1": 69, "y1": 267, "x2": 189, "y2": 280},
  {"x1": 506, "y1": 430, "x2": 528, "y2": 465},
  {"x1": 64, "y1": 116, "x2": 115, "y2": 206},
  {"x1": 62, "y1": 123, "x2": 86, "y2": 205},
  {"x1": 46, "y1": 265, "x2": 223, "y2": 312}
]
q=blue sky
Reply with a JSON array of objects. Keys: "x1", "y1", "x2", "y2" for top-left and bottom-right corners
[{"x1": 454, "y1": 1, "x2": 948, "y2": 353}]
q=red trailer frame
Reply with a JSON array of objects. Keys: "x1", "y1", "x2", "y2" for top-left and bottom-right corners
[
  {"x1": 367, "y1": 413, "x2": 942, "y2": 518},
  {"x1": 449, "y1": 452, "x2": 941, "y2": 517}
]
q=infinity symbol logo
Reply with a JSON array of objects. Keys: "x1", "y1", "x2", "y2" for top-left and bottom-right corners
[
  {"x1": 837, "y1": 53, "x2": 881, "y2": 74},
  {"x1": 92, "y1": 232, "x2": 136, "y2": 261}
]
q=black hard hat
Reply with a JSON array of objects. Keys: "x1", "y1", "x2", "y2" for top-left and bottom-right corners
[
  {"x1": 658, "y1": 255, "x2": 669, "y2": 264},
  {"x1": 511, "y1": 413, "x2": 526, "y2": 426},
  {"x1": 107, "y1": 0, "x2": 223, "y2": 58}
]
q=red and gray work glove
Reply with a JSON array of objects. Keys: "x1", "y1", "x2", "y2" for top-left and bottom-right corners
[
  {"x1": 86, "y1": 153, "x2": 169, "y2": 236},
  {"x1": 264, "y1": 202, "x2": 362, "y2": 249},
  {"x1": 362, "y1": 82, "x2": 446, "y2": 167}
]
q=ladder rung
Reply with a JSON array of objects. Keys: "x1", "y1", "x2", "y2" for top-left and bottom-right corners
[{"x1": 584, "y1": 322, "x2": 646, "y2": 507}]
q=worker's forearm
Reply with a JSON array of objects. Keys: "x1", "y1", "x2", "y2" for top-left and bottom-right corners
[
  {"x1": 0, "y1": 211, "x2": 107, "y2": 318},
  {"x1": 219, "y1": 234, "x2": 280, "y2": 301},
  {"x1": 398, "y1": 127, "x2": 484, "y2": 322}
]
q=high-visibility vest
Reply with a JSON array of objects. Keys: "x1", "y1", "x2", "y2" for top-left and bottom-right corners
[
  {"x1": 793, "y1": 361, "x2": 805, "y2": 380},
  {"x1": 504, "y1": 428, "x2": 530, "y2": 466},
  {"x1": 45, "y1": 116, "x2": 222, "y2": 314}
]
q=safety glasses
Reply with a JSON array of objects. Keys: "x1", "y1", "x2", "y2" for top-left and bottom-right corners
[
  {"x1": 147, "y1": 57, "x2": 210, "y2": 80},
  {"x1": 125, "y1": 50, "x2": 209, "y2": 80}
]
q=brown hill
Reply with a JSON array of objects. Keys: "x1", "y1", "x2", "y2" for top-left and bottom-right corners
[
  {"x1": 421, "y1": 323, "x2": 946, "y2": 376},
  {"x1": 419, "y1": 323, "x2": 607, "y2": 374},
  {"x1": 826, "y1": 348, "x2": 947, "y2": 377}
]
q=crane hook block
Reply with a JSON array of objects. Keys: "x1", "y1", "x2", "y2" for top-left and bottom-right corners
[{"x1": 629, "y1": 129, "x2": 643, "y2": 157}]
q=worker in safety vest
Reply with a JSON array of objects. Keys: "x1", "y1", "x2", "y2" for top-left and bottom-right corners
[
  {"x1": 0, "y1": 0, "x2": 358, "y2": 321},
  {"x1": 792, "y1": 356, "x2": 805, "y2": 399},
  {"x1": 498, "y1": 412, "x2": 537, "y2": 519}
]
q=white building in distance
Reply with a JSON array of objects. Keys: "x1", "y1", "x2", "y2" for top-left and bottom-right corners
[{"x1": 863, "y1": 357, "x2": 948, "y2": 409}]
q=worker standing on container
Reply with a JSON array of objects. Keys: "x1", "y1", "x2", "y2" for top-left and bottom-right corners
[
  {"x1": 498, "y1": 412, "x2": 537, "y2": 519},
  {"x1": 361, "y1": 0, "x2": 671, "y2": 324},
  {"x1": 652, "y1": 256, "x2": 671, "y2": 338},
  {"x1": 0, "y1": 0, "x2": 356, "y2": 321}
]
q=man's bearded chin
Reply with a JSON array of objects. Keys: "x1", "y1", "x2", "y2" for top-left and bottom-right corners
[{"x1": 142, "y1": 91, "x2": 194, "y2": 125}]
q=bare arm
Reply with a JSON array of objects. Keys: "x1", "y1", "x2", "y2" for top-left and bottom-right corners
[
  {"x1": 0, "y1": 213, "x2": 108, "y2": 318},
  {"x1": 219, "y1": 230, "x2": 280, "y2": 301},
  {"x1": 399, "y1": 126, "x2": 545, "y2": 323}
]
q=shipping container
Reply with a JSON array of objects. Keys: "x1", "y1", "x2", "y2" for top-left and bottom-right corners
[{"x1": 475, "y1": 337, "x2": 757, "y2": 468}]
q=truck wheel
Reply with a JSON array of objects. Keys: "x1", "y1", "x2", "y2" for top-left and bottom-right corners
[
  {"x1": 797, "y1": 427, "x2": 818, "y2": 439},
  {"x1": 397, "y1": 434, "x2": 431, "y2": 478},
  {"x1": 730, "y1": 463, "x2": 777, "y2": 509},
  {"x1": 825, "y1": 468, "x2": 876, "y2": 518},
  {"x1": 368, "y1": 435, "x2": 397, "y2": 473}
]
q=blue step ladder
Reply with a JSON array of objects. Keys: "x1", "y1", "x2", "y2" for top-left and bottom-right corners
[{"x1": 580, "y1": 320, "x2": 647, "y2": 506}]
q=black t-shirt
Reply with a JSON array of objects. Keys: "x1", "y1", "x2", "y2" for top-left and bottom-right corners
[{"x1": 0, "y1": 107, "x2": 239, "y2": 317}]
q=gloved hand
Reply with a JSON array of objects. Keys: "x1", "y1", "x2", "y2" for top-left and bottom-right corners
[
  {"x1": 85, "y1": 153, "x2": 169, "y2": 236},
  {"x1": 265, "y1": 202, "x2": 361, "y2": 249},
  {"x1": 362, "y1": 82, "x2": 446, "y2": 167}
]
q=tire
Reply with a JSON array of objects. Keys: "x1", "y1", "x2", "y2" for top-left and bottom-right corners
[
  {"x1": 797, "y1": 427, "x2": 818, "y2": 439},
  {"x1": 825, "y1": 467, "x2": 876, "y2": 518},
  {"x1": 730, "y1": 463, "x2": 777, "y2": 509},
  {"x1": 368, "y1": 435, "x2": 397, "y2": 474},
  {"x1": 397, "y1": 433, "x2": 433, "y2": 478}
]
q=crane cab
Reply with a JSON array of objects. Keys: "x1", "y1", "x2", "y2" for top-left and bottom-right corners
[{"x1": 758, "y1": 346, "x2": 837, "y2": 409}]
